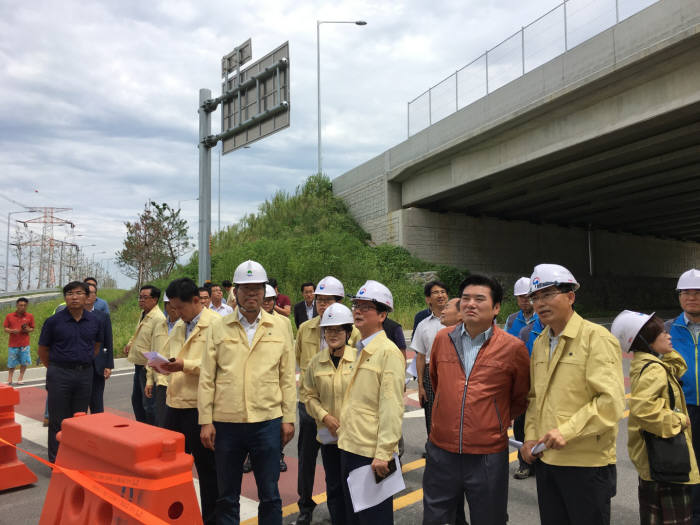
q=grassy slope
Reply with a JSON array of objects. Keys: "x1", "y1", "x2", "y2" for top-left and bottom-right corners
[{"x1": 0, "y1": 289, "x2": 141, "y2": 371}]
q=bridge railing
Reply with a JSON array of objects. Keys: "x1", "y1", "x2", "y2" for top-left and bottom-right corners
[{"x1": 407, "y1": 0, "x2": 659, "y2": 137}]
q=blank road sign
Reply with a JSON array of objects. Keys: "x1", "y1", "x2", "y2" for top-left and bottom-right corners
[{"x1": 221, "y1": 41, "x2": 290, "y2": 154}]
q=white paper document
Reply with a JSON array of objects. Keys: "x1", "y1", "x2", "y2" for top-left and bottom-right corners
[
  {"x1": 141, "y1": 351, "x2": 171, "y2": 375},
  {"x1": 531, "y1": 442, "x2": 547, "y2": 455},
  {"x1": 509, "y1": 438, "x2": 523, "y2": 449},
  {"x1": 347, "y1": 454, "x2": 405, "y2": 513},
  {"x1": 317, "y1": 427, "x2": 338, "y2": 445}
]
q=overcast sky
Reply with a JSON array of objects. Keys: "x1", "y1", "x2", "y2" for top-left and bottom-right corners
[{"x1": 1, "y1": 0, "x2": 652, "y2": 289}]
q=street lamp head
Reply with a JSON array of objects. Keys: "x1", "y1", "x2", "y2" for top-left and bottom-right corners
[{"x1": 355, "y1": 21, "x2": 367, "y2": 25}]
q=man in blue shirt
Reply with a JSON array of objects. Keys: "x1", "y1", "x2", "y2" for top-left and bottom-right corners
[
  {"x1": 39, "y1": 281, "x2": 102, "y2": 462},
  {"x1": 84, "y1": 277, "x2": 110, "y2": 315}
]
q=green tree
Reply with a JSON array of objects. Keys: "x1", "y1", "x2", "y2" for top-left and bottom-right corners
[{"x1": 117, "y1": 201, "x2": 190, "y2": 287}]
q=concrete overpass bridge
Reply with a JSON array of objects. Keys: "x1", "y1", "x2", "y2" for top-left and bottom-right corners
[{"x1": 333, "y1": 0, "x2": 700, "y2": 286}]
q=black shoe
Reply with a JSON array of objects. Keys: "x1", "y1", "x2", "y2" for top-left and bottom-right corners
[
  {"x1": 280, "y1": 456, "x2": 288, "y2": 472},
  {"x1": 242, "y1": 456, "x2": 252, "y2": 473},
  {"x1": 513, "y1": 465, "x2": 531, "y2": 479}
]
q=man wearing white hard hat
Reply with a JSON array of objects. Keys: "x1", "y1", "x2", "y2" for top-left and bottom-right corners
[
  {"x1": 340, "y1": 280, "x2": 405, "y2": 524},
  {"x1": 505, "y1": 277, "x2": 539, "y2": 481},
  {"x1": 301, "y1": 303, "x2": 357, "y2": 525},
  {"x1": 294, "y1": 275, "x2": 360, "y2": 524},
  {"x1": 423, "y1": 275, "x2": 530, "y2": 525},
  {"x1": 612, "y1": 310, "x2": 699, "y2": 524},
  {"x1": 199, "y1": 260, "x2": 296, "y2": 525},
  {"x1": 521, "y1": 264, "x2": 625, "y2": 525},
  {"x1": 666, "y1": 268, "x2": 700, "y2": 523}
]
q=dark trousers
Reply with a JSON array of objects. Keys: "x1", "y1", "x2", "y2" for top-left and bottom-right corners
[
  {"x1": 131, "y1": 364, "x2": 155, "y2": 424},
  {"x1": 535, "y1": 461, "x2": 616, "y2": 525},
  {"x1": 423, "y1": 441, "x2": 507, "y2": 525},
  {"x1": 154, "y1": 385, "x2": 168, "y2": 428},
  {"x1": 340, "y1": 450, "x2": 393, "y2": 525},
  {"x1": 298, "y1": 402, "x2": 321, "y2": 517},
  {"x1": 46, "y1": 364, "x2": 93, "y2": 463},
  {"x1": 215, "y1": 418, "x2": 282, "y2": 525},
  {"x1": 687, "y1": 404, "x2": 700, "y2": 525},
  {"x1": 165, "y1": 407, "x2": 217, "y2": 525},
  {"x1": 422, "y1": 372, "x2": 435, "y2": 438},
  {"x1": 513, "y1": 413, "x2": 527, "y2": 469},
  {"x1": 89, "y1": 370, "x2": 105, "y2": 413},
  {"x1": 321, "y1": 444, "x2": 346, "y2": 525},
  {"x1": 638, "y1": 477, "x2": 693, "y2": 525}
]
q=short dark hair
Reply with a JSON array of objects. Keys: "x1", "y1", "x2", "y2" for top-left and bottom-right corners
[
  {"x1": 268, "y1": 278, "x2": 278, "y2": 289},
  {"x1": 631, "y1": 315, "x2": 666, "y2": 353},
  {"x1": 375, "y1": 302, "x2": 391, "y2": 314},
  {"x1": 300, "y1": 281, "x2": 315, "y2": 292},
  {"x1": 222, "y1": 280, "x2": 232, "y2": 288},
  {"x1": 458, "y1": 274, "x2": 503, "y2": 305},
  {"x1": 64, "y1": 281, "x2": 89, "y2": 296},
  {"x1": 84, "y1": 277, "x2": 97, "y2": 286},
  {"x1": 140, "y1": 285, "x2": 161, "y2": 300},
  {"x1": 209, "y1": 283, "x2": 220, "y2": 290},
  {"x1": 424, "y1": 280, "x2": 448, "y2": 297},
  {"x1": 16, "y1": 297, "x2": 28, "y2": 304},
  {"x1": 166, "y1": 278, "x2": 199, "y2": 302},
  {"x1": 198, "y1": 287, "x2": 211, "y2": 297}
]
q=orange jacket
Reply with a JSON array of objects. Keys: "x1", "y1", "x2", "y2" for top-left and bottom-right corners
[{"x1": 429, "y1": 323, "x2": 530, "y2": 454}]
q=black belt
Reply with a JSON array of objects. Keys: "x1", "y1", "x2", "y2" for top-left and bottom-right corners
[{"x1": 51, "y1": 361, "x2": 92, "y2": 370}]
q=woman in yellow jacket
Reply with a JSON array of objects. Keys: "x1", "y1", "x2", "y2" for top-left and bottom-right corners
[
  {"x1": 302, "y1": 303, "x2": 357, "y2": 525},
  {"x1": 611, "y1": 310, "x2": 700, "y2": 525}
]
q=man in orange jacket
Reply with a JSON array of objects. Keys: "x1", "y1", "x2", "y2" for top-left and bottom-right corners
[{"x1": 422, "y1": 274, "x2": 530, "y2": 525}]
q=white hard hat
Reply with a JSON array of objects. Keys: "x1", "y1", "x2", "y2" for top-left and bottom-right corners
[
  {"x1": 315, "y1": 276, "x2": 345, "y2": 297},
  {"x1": 610, "y1": 310, "x2": 655, "y2": 353},
  {"x1": 529, "y1": 264, "x2": 580, "y2": 294},
  {"x1": 264, "y1": 284, "x2": 277, "y2": 298},
  {"x1": 351, "y1": 280, "x2": 394, "y2": 311},
  {"x1": 677, "y1": 269, "x2": 700, "y2": 291},
  {"x1": 320, "y1": 303, "x2": 354, "y2": 327},
  {"x1": 513, "y1": 277, "x2": 531, "y2": 296},
  {"x1": 232, "y1": 260, "x2": 268, "y2": 285},
  {"x1": 162, "y1": 293, "x2": 169, "y2": 303}
]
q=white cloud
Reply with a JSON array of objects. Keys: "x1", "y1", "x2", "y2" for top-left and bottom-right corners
[{"x1": 1, "y1": 0, "x2": 576, "y2": 289}]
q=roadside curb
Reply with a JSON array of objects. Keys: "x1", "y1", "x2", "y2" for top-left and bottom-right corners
[{"x1": 0, "y1": 358, "x2": 133, "y2": 383}]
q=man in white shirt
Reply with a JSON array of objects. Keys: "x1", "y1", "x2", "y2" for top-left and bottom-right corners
[
  {"x1": 411, "y1": 280, "x2": 449, "y2": 452},
  {"x1": 209, "y1": 283, "x2": 233, "y2": 316}
]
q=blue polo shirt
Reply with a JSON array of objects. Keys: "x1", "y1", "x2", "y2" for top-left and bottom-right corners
[{"x1": 39, "y1": 308, "x2": 102, "y2": 365}]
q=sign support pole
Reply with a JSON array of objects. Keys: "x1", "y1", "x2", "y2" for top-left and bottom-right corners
[{"x1": 198, "y1": 88, "x2": 212, "y2": 285}]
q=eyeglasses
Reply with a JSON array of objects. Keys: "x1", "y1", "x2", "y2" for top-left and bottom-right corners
[
  {"x1": 138, "y1": 295, "x2": 153, "y2": 300},
  {"x1": 351, "y1": 302, "x2": 377, "y2": 312},
  {"x1": 679, "y1": 290, "x2": 700, "y2": 298},
  {"x1": 324, "y1": 326, "x2": 346, "y2": 335},
  {"x1": 430, "y1": 289, "x2": 448, "y2": 296},
  {"x1": 529, "y1": 291, "x2": 565, "y2": 304},
  {"x1": 315, "y1": 296, "x2": 336, "y2": 305}
]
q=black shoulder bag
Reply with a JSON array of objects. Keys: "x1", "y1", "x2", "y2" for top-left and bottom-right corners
[{"x1": 639, "y1": 360, "x2": 691, "y2": 483}]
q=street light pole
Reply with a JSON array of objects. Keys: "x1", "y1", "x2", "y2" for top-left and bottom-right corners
[{"x1": 316, "y1": 20, "x2": 367, "y2": 176}]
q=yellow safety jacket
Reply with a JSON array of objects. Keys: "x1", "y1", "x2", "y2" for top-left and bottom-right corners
[
  {"x1": 295, "y1": 315, "x2": 360, "y2": 393},
  {"x1": 628, "y1": 350, "x2": 700, "y2": 483},
  {"x1": 302, "y1": 345, "x2": 357, "y2": 442},
  {"x1": 198, "y1": 308, "x2": 296, "y2": 425},
  {"x1": 524, "y1": 312, "x2": 625, "y2": 466},
  {"x1": 127, "y1": 306, "x2": 168, "y2": 366},
  {"x1": 165, "y1": 308, "x2": 218, "y2": 410},
  {"x1": 338, "y1": 331, "x2": 405, "y2": 462}
]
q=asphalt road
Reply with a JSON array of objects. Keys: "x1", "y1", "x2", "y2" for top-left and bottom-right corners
[{"x1": 1, "y1": 354, "x2": 642, "y2": 525}]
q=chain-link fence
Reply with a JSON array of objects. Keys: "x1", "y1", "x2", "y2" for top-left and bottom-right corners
[{"x1": 407, "y1": 0, "x2": 659, "y2": 136}]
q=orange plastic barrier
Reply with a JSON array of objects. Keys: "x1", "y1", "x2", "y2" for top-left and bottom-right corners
[
  {"x1": 0, "y1": 383, "x2": 38, "y2": 491},
  {"x1": 39, "y1": 412, "x2": 203, "y2": 525}
]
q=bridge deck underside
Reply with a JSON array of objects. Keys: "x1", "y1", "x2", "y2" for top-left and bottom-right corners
[{"x1": 413, "y1": 102, "x2": 700, "y2": 243}]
